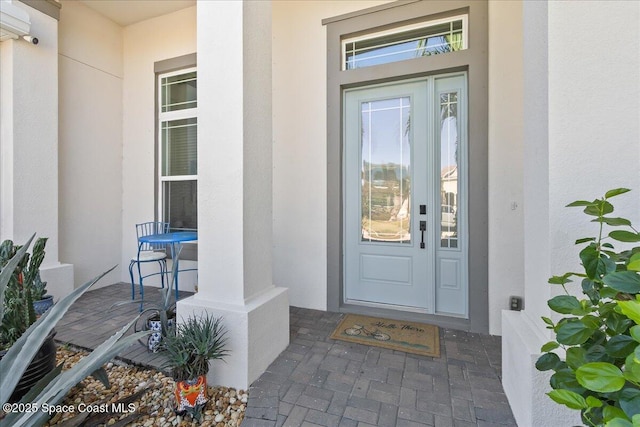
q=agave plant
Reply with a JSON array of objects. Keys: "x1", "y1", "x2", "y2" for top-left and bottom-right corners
[
  {"x1": 0, "y1": 234, "x2": 150, "y2": 426},
  {"x1": 162, "y1": 314, "x2": 229, "y2": 381}
]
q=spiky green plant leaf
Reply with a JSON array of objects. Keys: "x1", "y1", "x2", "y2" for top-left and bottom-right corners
[{"x1": 0, "y1": 266, "x2": 116, "y2": 405}]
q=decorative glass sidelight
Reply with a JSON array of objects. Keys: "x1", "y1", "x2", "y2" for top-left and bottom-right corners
[
  {"x1": 439, "y1": 92, "x2": 458, "y2": 248},
  {"x1": 360, "y1": 97, "x2": 411, "y2": 243}
]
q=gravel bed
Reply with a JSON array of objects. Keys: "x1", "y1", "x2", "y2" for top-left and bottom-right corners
[{"x1": 40, "y1": 346, "x2": 247, "y2": 427}]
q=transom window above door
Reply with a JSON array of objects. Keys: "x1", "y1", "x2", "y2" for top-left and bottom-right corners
[{"x1": 342, "y1": 15, "x2": 467, "y2": 70}]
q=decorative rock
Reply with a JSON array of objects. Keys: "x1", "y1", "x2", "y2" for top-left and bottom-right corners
[{"x1": 44, "y1": 347, "x2": 247, "y2": 427}]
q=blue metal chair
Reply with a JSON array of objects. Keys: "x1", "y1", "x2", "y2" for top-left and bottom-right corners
[{"x1": 129, "y1": 221, "x2": 169, "y2": 309}]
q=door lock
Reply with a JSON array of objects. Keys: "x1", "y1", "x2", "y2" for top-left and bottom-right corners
[{"x1": 419, "y1": 204, "x2": 426, "y2": 215}]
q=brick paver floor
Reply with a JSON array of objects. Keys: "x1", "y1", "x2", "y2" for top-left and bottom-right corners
[
  {"x1": 243, "y1": 307, "x2": 516, "y2": 427},
  {"x1": 56, "y1": 283, "x2": 516, "y2": 427}
]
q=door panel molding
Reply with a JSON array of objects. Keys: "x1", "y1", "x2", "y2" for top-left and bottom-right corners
[{"x1": 325, "y1": 0, "x2": 488, "y2": 333}]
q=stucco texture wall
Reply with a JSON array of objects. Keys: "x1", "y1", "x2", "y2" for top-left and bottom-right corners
[
  {"x1": 272, "y1": 1, "x2": 391, "y2": 310},
  {"x1": 121, "y1": 6, "x2": 197, "y2": 289},
  {"x1": 487, "y1": 1, "x2": 524, "y2": 335},
  {"x1": 58, "y1": 1, "x2": 123, "y2": 287}
]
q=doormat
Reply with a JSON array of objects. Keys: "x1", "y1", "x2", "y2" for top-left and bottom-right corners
[{"x1": 329, "y1": 314, "x2": 440, "y2": 357}]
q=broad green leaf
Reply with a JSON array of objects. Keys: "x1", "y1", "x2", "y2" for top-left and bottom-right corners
[
  {"x1": 541, "y1": 341, "x2": 559, "y2": 352},
  {"x1": 576, "y1": 362, "x2": 625, "y2": 392},
  {"x1": 550, "y1": 368, "x2": 585, "y2": 394},
  {"x1": 610, "y1": 231, "x2": 640, "y2": 243},
  {"x1": 566, "y1": 347, "x2": 586, "y2": 370},
  {"x1": 585, "y1": 345, "x2": 611, "y2": 363},
  {"x1": 606, "y1": 313, "x2": 634, "y2": 335},
  {"x1": 604, "y1": 405, "x2": 631, "y2": 423},
  {"x1": 602, "y1": 286, "x2": 622, "y2": 299},
  {"x1": 584, "y1": 200, "x2": 614, "y2": 217},
  {"x1": 580, "y1": 245, "x2": 616, "y2": 279},
  {"x1": 634, "y1": 414, "x2": 640, "y2": 427},
  {"x1": 582, "y1": 315, "x2": 603, "y2": 330},
  {"x1": 548, "y1": 295, "x2": 581, "y2": 314},
  {"x1": 629, "y1": 253, "x2": 640, "y2": 272},
  {"x1": 586, "y1": 395, "x2": 603, "y2": 408},
  {"x1": 619, "y1": 300, "x2": 640, "y2": 324},
  {"x1": 542, "y1": 316, "x2": 555, "y2": 328},
  {"x1": 624, "y1": 353, "x2": 640, "y2": 383},
  {"x1": 606, "y1": 188, "x2": 631, "y2": 199},
  {"x1": 620, "y1": 388, "x2": 640, "y2": 420},
  {"x1": 567, "y1": 200, "x2": 596, "y2": 207},
  {"x1": 600, "y1": 217, "x2": 633, "y2": 227},
  {"x1": 583, "y1": 278, "x2": 601, "y2": 304},
  {"x1": 606, "y1": 335, "x2": 637, "y2": 358},
  {"x1": 576, "y1": 237, "x2": 597, "y2": 244},
  {"x1": 536, "y1": 352, "x2": 562, "y2": 371},
  {"x1": 605, "y1": 418, "x2": 633, "y2": 427},
  {"x1": 605, "y1": 272, "x2": 640, "y2": 294},
  {"x1": 549, "y1": 273, "x2": 574, "y2": 285},
  {"x1": 547, "y1": 389, "x2": 587, "y2": 410},
  {"x1": 631, "y1": 325, "x2": 640, "y2": 343},
  {"x1": 556, "y1": 318, "x2": 594, "y2": 345}
]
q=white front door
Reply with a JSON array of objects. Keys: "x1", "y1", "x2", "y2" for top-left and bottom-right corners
[{"x1": 344, "y1": 74, "x2": 468, "y2": 316}]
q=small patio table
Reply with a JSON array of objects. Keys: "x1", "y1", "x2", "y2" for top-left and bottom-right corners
[{"x1": 138, "y1": 231, "x2": 197, "y2": 301}]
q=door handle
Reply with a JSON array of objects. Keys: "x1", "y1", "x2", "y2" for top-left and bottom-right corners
[{"x1": 419, "y1": 221, "x2": 426, "y2": 249}]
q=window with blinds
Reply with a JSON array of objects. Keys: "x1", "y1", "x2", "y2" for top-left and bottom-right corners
[
  {"x1": 158, "y1": 69, "x2": 198, "y2": 230},
  {"x1": 342, "y1": 15, "x2": 467, "y2": 70}
]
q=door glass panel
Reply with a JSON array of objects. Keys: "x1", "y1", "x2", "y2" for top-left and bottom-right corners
[
  {"x1": 361, "y1": 97, "x2": 411, "y2": 243},
  {"x1": 439, "y1": 92, "x2": 458, "y2": 248}
]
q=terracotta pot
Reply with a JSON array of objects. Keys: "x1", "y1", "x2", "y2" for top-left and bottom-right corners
[{"x1": 174, "y1": 375, "x2": 208, "y2": 412}]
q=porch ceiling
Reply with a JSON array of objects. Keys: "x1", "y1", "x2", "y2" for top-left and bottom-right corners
[{"x1": 79, "y1": 0, "x2": 195, "y2": 26}]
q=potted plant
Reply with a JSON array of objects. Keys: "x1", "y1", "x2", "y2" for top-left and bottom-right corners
[
  {"x1": 162, "y1": 313, "x2": 229, "y2": 420},
  {"x1": 114, "y1": 285, "x2": 177, "y2": 352},
  {"x1": 0, "y1": 234, "x2": 150, "y2": 425},
  {"x1": 536, "y1": 188, "x2": 640, "y2": 426},
  {"x1": 0, "y1": 236, "x2": 56, "y2": 402},
  {"x1": 0, "y1": 237, "x2": 53, "y2": 318}
]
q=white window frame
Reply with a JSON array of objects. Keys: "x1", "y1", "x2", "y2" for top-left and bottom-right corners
[
  {"x1": 157, "y1": 67, "x2": 198, "y2": 230},
  {"x1": 341, "y1": 14, "x2": 468, "y2": 71}
]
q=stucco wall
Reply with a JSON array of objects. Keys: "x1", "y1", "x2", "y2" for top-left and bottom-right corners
[
  {"x1": 487, "y1": 1, "x2": 524, "y2": 335},
  {"x1": 58, "y1": 1, "x2": 123, "y2": 287},
  {"x1": 121, "y1": 6, "x2": 198, "y2": 290},
  {"x1": 271, "y1": 1, "x2": 391, "y2": 310},
  {"x1": 504, "y1": 1, "x2": 640, "y2": 424}
]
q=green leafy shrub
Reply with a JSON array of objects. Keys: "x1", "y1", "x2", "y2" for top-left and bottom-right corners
[{"x1": 536, "y1": 188, "x2": 640, "y2": 426}]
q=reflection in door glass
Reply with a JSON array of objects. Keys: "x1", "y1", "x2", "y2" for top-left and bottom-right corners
[
  {"x1": 440, "y1": 92, "x2": 458, "y2": 248},
  {"x1": 361, "y1": 97, "x2": 411, "y2": 243}
]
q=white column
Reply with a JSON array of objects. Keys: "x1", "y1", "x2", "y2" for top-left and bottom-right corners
[
  {"x1": 177, "y1": 0, "x2": 289, "y2": 390},
  {"x1": 0, "y1": 2, "x2": 73, "y2": 299},
  {"x1": 503, "y1": 1, "x2": 640, "y2": 425}
]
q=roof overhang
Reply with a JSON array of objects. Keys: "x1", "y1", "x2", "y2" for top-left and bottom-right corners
[{"x1": 0, "y1": 0, "x2": 30, "y2": 41}]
